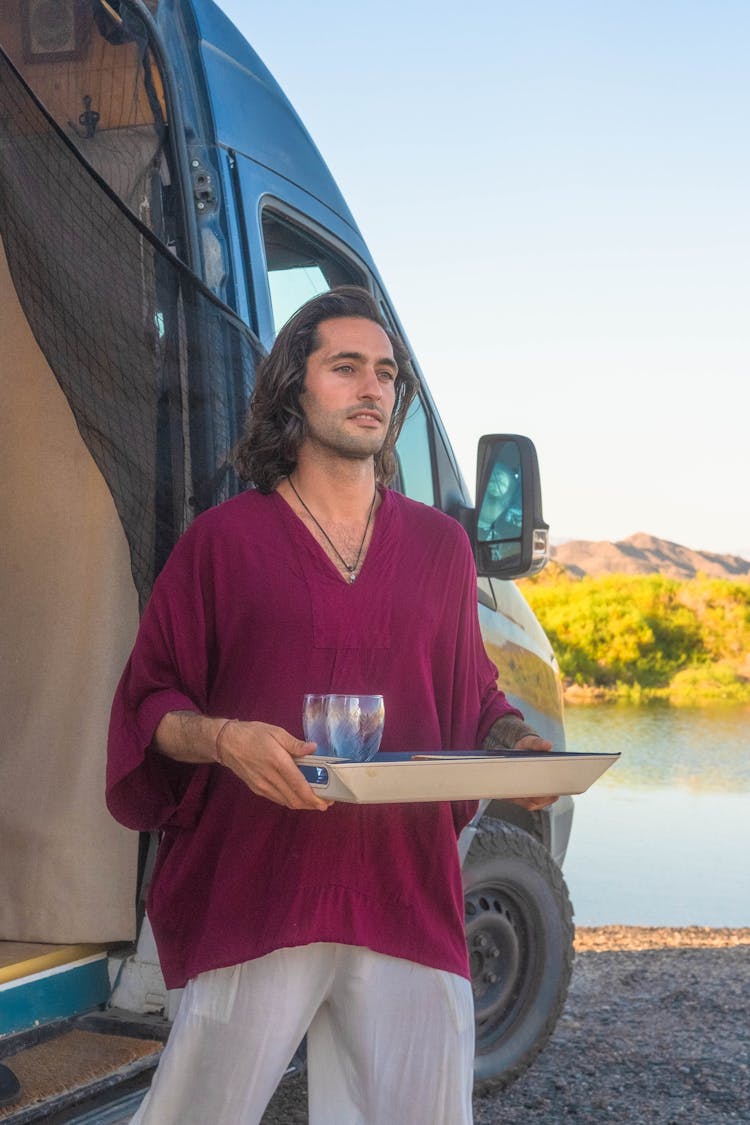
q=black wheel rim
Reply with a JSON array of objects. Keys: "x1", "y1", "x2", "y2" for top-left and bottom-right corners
[{"x1": 465, "y1": 882, "x2": 539, "y2": 1052}]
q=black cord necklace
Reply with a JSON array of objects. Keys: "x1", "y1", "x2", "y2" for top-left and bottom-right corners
[{"x1": 288, "y1": 476, "x2": 377, "y2": 583}]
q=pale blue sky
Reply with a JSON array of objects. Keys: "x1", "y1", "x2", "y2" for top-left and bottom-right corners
[{"x1": 219, "y1": 1, "x2": 749, "y2": 557}]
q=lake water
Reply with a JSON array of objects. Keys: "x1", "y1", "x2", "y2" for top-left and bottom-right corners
[{"x1": 559, "y1": 704, "x2": 750, "y2": 927}]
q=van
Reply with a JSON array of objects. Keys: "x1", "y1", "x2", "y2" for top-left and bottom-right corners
[{"x1": 0, "y1": 2, "x2": 574, "y2": 1118}]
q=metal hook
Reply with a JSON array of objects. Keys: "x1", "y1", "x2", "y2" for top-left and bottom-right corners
[{"x1": 68, "y1": 95, "x2": 100, "y2": 139}]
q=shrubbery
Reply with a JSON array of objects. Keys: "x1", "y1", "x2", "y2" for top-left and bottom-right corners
[{"x1": 519, "y1": 567, "x2": 750, "y2": 703}]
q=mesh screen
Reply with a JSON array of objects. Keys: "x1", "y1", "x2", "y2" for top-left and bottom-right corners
[
  {"x1": 2, "y1": 1, "x2": 175, "y2": 246},
  {"x1": 0, "y1": 46, "x2": 263, "y2": 607}
]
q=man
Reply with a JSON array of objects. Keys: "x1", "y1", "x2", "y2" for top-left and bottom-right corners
[{"x1": 107, "y1": 286, "x2": 552, "y2": 1124}]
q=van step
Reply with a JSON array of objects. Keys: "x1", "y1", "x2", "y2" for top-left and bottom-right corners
[
  {"x1": 0, "y1": 1028, "x2": 162, "y2": 1123},
  {"x1": 0, "y1": 944, "x2": 110, "y2": 987},
  {"x1": 46, "y1": 1085, "x2": 149, "y2": 1125},
  {"x1": 0, "y1": 947, "x2": 111, "y2": 1038}
]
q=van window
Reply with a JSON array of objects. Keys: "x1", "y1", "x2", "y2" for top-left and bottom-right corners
[
  {"x1": 395, "y1": 397, "x2": 435, "y2": 506},
  {"x1": 262, "y1": 212, "x2": 365, "y2": 333}
]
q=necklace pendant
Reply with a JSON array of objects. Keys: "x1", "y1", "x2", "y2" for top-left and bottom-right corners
[{"x1": 286, "y1": 477, "x2": 376, "y2": 588}]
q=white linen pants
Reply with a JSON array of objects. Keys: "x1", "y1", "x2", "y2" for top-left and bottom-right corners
[{"x1": 130, "y1": 943, "x2": 474, "y2": 1125}]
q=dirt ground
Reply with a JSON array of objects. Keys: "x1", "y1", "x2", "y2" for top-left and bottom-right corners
[{"x1": 261, "y1": 926, "x2": 750, "y2": 1125}]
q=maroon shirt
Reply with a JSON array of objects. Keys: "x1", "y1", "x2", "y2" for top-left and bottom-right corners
[{"x1": 107, "y1": 488, "x2": 521, "y2": 987}]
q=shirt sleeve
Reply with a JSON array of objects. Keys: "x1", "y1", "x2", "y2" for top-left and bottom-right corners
[{"x1": 106, "y1": 522, "x2": 215, "y2": 832}]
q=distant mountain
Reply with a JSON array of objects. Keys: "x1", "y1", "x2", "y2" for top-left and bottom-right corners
[{"x1": 551, "y1": 532, "x2": 750, "y2": 581}]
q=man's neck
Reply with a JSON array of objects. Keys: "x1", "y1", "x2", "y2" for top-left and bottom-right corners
[{"x1": 284, "y1": 453, "x2": 378, "y2": 521}]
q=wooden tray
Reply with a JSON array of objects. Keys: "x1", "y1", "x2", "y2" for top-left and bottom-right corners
[{"x1": 297, "y1": 750, "x2": 619, "y2": 804}]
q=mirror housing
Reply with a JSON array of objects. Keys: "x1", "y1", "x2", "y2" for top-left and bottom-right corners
[{"x1": 470, "y1": 434, "x2": 549, "y2": 579}]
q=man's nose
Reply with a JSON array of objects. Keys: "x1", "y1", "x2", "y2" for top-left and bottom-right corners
[{"x1": 358, "y1": 366, "x2": 384, "y2": 399}]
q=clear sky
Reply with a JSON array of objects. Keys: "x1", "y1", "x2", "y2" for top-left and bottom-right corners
[{"x1": 218, "y1": 1, "x2": 749, "y2": 558}]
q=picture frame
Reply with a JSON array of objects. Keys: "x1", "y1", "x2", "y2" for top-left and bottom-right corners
[{"x1": 21, "y1": 0, "x2": 87, "y2": 63}]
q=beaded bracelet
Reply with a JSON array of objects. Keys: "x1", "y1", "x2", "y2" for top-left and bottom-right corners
[{"x1": 215, "y1": 718, "x2": 238, "y2": 765}]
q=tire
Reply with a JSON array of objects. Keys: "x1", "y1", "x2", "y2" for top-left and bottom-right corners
[{"x1": 463, "y1": 816, "x2": 574, "y2": 1092}]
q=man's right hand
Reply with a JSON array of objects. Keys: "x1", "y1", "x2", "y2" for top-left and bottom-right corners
[
  {"x1": 216, "y1": 720, "x2": 333, "y2": 811},
  {"x1": 153, "y1": 711, "x2": 332, "y2": 812}
]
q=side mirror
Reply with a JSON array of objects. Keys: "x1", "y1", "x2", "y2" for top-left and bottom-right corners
[{"x1": 473, "y1": 434, "x2": 549, "y2": 579}]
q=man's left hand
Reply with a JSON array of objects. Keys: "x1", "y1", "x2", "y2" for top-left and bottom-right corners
[{"x1": 511, "y1": 733, "x2": 557, "y2": 810}]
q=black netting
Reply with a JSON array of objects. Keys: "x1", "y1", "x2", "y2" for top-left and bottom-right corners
[{"x1": 0, "y1": 46, "x2": 263, "y2": 607}]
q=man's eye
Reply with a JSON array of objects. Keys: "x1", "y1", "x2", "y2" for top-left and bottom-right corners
[
  {"x1": 334, "y1": 364, "x2": 354, "y2": 374},
  {"x1": 378, "y1": 370, "x2": 395, "y2": 382}
]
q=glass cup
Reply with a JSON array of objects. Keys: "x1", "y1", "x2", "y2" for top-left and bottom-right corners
[
  {"x1": 302, "y1": 693, "x2": 330, "y2": 755},
  {"x1": 302, "y1": 693, "x2": 385, "y2": 762}
]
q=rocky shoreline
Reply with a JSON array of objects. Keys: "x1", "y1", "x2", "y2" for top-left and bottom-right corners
[
  {"x1": 262, "y1": 927, "x2": 750, "y2": 1124},
  {"x1": 573, "y1": 924, "x2": 750, "y2": 952},
  {"x1": 474, "y1": 925, "x2": 750, "y2": 1124}
]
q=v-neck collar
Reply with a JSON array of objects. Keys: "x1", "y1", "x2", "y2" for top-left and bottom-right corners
[
  {"x1": 273, "y1": 483, "x2": 392, "y2": 589},
  {"x1": 270, "y1": 485, "x2": 396, "y2": 650}
]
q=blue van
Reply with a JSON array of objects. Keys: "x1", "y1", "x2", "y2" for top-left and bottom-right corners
[{"x1": 0, "y1": 1, "x2": 573, "y2": 1117}]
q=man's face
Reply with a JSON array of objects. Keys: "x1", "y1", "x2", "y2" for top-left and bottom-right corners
[
  {"x1": 487, "y1": 464, "x2": 515, "y2": 500},
  {"x1": 300, "y1": 317, "x2": 397, "y2": 462}
]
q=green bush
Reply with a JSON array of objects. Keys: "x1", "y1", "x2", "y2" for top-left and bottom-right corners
[
  {"x1": 519, "y1": 571, "x2": 750, "y2": 704},
  {"x1": 668, "y1": 663, "x2": 750, "y2": 704}
]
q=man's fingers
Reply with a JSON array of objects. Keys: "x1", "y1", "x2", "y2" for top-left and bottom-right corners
[
  {"x1": 223, "y1": 722, "x2": 331, "y2": 810},
  {"x1": 270, "y1": 732, "x2": 332, "y2": 808},
  {"x1": 274, "y1": 757, "x2": 333, "y2": 811},
  {"x1": 513, "y1": 735, "x2": 554, "y2": 752},
  {"x1": 252, "y1": 754, "x2": 331, "y2": 811},
  {"x1": 248, "y1": 766, "x2": 331, "y2": 811},
  {"x1": 264, "y1": 776, "x2": 331, "y2": 811},
  {"x1": 287, "y1": 739, "x2": 318, "y2": 759},
  {"x1": 513, "y1": 794, "x2": 558, "y2": 810}
]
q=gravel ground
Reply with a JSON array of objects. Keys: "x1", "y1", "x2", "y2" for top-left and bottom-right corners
[{"x1": 261, "y1": 927, "x2": 750, "y2": 1124}]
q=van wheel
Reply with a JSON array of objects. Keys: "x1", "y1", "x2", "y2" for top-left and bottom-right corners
[{"x1": 463, "y1": 817, "x2": 574, "y2": 1091}]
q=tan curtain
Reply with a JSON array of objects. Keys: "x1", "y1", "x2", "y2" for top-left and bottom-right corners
[{"x1": 0, "y1": 239, "x2": 138, "y2": 943}]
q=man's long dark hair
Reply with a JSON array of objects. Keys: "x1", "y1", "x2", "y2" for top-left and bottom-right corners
[{"x1": 234, "y1": 287, "x2": 418, "y2": 493}]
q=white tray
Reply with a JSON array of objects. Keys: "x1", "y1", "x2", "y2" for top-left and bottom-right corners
[{"x1": 297, "y1": 750, "x2": 619, "y2": 804}]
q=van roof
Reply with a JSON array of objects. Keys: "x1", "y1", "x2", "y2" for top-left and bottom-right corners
[{"x1": 188, "y1": 0, "x2": 360, "y2": 232}]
